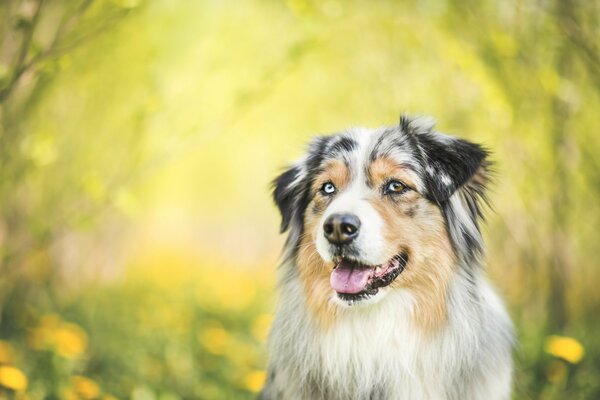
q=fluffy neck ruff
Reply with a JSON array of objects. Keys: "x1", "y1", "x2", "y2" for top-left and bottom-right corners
[{"x1": 268, "y1": 262, "x2": 495, "y2": 400}]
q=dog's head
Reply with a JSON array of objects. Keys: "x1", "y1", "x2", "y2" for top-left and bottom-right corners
[{"x1": 273, "y1": 116, "x2": 489, "y2": 326}]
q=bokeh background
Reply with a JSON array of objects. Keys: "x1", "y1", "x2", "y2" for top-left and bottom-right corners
[{"x1": 0, "y1": 0, "x2": 598, "y2": 399}]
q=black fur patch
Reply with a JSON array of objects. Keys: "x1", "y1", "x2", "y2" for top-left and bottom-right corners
[
  {"x1": 413, "y1": 132, "x2": 488, "y2": 204},
  {"x1": 272, "y1": 165, "x2": 303, "y2": 233},
  {"x1": 326, "y1": 135, "x2": 357, "y2": 158},
  {"x1": 272, "y1": 136, "x2": 333, "y2": 236}
]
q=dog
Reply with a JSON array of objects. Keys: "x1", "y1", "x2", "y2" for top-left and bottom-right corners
[{"x1": 260, "y1": 116, "x2": 514, "y2": 400}]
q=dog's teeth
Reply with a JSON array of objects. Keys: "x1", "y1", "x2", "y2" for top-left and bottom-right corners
[{"x1": 375, "y1": 266, "x2": 382, "y2": 274}]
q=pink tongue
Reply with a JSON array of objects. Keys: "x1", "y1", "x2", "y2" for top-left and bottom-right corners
[{"x1": 330, "y1": 260, "x2": 373, "y2": 294}]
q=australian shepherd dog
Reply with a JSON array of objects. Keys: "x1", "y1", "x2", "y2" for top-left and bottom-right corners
[{"x1": 259, "y1": 116, "x2": 515, "y2": 400}]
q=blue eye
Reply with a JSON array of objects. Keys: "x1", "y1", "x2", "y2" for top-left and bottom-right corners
[
  {"x1": 321, "y1": 182, "x2": 336, "y2": 195},
  {"x1": 384, "y1": 180, "x2": 408, "y2": 195}
]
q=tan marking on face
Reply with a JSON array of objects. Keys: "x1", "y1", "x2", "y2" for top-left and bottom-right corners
[
  {"x1": 297, "y1": 160, "x2": 351, "y2": 327},
  {"x1": 310, "y1": 159, "x2": 351, "y2": 193},
  {"x1": 297, "y1": 156, "x2": 456, "y2": 333},
  {"x1": 297, "y1": 233, "x2": 338, "y2": 327},
  {"x1": 368, "y1": 157, "x2": 455, "y2": 334},
  {"x1": 369, "y1": 157, "x2": 419, "y2": 190}
]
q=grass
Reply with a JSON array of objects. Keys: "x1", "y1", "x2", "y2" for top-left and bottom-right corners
[{"x1": 0, "y1": 247, "x2": 598, "y2": 399}]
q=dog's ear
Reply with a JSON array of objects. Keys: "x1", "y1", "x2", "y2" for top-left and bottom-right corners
[
  {"x1": 272, "y1": 136, "x2": 333, "y2": 234},
  {"x1": 425, "y1": 133, "x2": 488, "y2": 203},
  {"x1": 415, "y1": 131, "x2": 489, "y2": 204},
  {"x1": 400, "y1": 116, "x2": 489, "y2": 203},
  {"x1": 272, "y1": 164, "x2": 306, "y2": 233}
]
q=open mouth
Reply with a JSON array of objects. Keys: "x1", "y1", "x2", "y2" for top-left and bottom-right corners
[{"x1": 330, "y1": 252, "x2": 408, "y2": 303}]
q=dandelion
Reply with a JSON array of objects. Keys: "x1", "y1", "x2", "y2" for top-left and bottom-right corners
[
  {"x1": 544, "y1": 335, "x2": 585, "y2": 364},
  {"x1": 243, "y1": 370, "x2": 266, "y2": 393},
  {"x1": 28, "y1": 315, "x2": 88, "y2": 359},
  {"x1": 54, "y1": 323, "x2": 88, "y2": 359},
  {"x1": 0, "y1": 365, "x2": 28, "y2": 391},
  {"x1": 72, "y1": 375, "x2": 101, "y2": 399}
]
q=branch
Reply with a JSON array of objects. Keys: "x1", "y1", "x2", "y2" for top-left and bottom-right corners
[
  {"x1": 41, "y1": 0, "x2": 95, "y2": 60},
  {"x1": 0, "y1": 0, "x2": 45, "y2": 102},
  {"x1": 0, "y1": 0, "x2": 128, "y2": 104},
  {"x1": 29, "y1": 10, "x2": 129, "y2": 66}
]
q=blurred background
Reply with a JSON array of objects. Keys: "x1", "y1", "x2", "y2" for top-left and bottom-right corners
[{"x1": 0, "y1": 0, "x2": 598, "y2": 399}]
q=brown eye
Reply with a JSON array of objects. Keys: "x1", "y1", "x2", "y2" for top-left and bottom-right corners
[
  {"x1": 384, "y1": 180, "x2": 408, "y2": 195},
  {"x1": 320, "y1": 182, "x2": 336, "y2": 195}
]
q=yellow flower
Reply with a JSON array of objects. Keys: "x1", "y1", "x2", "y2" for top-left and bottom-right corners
[
  {"x1": 544, "y1": 335, "x2": 585, "y2": 364},
  {"x1": 54, "y1": 323, "x2": 88, "y2": 359},
  {"x1": 72, "y1": 375, "x2": 101, "y2": 399},
  {"x1": 28, "y1": 316, "x2": 88, "y2": 359},
  {"x1": 243, "y1": 370, "x2": 266, "y2": 393},
  {"x1": 0, "y1": 365, "x2": 28, "y2": 391},
  {"x1": 0, "y1": 341, "x2": 13, "y2": 363}
]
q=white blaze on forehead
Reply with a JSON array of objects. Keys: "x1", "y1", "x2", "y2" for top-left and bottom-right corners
[
  {"x1": 315, "y1": 128, "x2": 387, "y2": 265},
  {"x1": 350, "y1": 127, "x2": 376, "y2": 179}
]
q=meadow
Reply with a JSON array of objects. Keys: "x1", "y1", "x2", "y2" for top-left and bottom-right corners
[{"x1": 0, "y1": 0, "x2": 599, "y2": 399}]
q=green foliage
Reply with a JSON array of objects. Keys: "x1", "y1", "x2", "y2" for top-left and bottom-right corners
[{"x1": 0, "y1": 0, "x2": 599, "y2": 398}]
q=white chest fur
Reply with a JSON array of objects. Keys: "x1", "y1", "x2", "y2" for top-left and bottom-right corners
[{"x1": 264, "y1": 268, "x2": 514, "y2": 400}]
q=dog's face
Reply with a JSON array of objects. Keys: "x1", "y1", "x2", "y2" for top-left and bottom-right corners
[{"x1": 273, "y1": 117, "x2": 488, "y2": 328}]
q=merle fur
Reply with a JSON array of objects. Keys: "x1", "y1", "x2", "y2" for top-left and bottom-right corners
[{"x1": 272, "y1": 117, "x2": 490, "y2": 264}]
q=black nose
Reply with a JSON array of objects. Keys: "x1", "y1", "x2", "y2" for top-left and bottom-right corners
[{"x1": 323, "y1": 213, "x2": 361, "y2": 245}]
